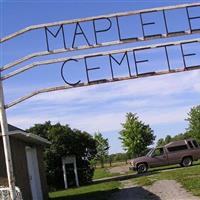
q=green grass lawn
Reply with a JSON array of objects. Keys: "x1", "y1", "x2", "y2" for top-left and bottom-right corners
[
  {"x1": 95, "y1": 161, "x2": 127, "y2": 169},
  {"x1": 49, "y1": 161, "x2": 200, "y2": 199},
  {"x1": 49, "y1": 181, "x2": 120, "y2": 200},
  {"x1": 93, "y1": 162, "x2": 132, "y2": 180},
  {"x1": 132, "y1": 161, "x2": 200, "y2": 196},
  {"x1": 93, "y1": 168, "x2": 120, "y2": 180}
]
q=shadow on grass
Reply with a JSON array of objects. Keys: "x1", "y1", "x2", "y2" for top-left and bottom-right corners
[
  {"x1": 94, "y1": 162, "x2": 200, "y2": 184},
  {"x1": 93, "y1": 172, "x2": 158, "y2": 184},
  {"x1": 50, "y1": 186, "x2": 161, "y2": 200},
  {"x1": 49, "y1": 188, "x2": 119, "y2": 200},
  {"x1": 112, "y1": 186, "x2": 161, "y2": 200},
  {"x1": 150, "y1": 161, "x2": 200, "y2": 173}
]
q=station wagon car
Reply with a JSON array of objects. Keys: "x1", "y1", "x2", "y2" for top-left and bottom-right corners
[{"x1": 129, "y1": 139, "x2": 200, "y2": 173}]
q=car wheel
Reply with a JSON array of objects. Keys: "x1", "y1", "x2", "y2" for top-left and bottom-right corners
[
  {"x1": 181, "y1": 157, "x2": 193, "y2": 167},
  {"x1": 137, "y1": 163, "x2": 148, "y2": 173},
  {"x1": 179, "y1": 163, "x2": 184, "y2": 167}
]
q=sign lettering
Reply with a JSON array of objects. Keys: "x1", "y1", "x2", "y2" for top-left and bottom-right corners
[
  {"x1": 61, "y1": 40, "x2": 200, "y2": 86},
  {"x1": 45, "y1": 5, "x2": 200, "y2": 51}
]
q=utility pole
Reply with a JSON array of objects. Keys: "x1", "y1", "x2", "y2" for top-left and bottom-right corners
[{"x1": 0, "y1": 75, "x2": 16, "y2": 200}]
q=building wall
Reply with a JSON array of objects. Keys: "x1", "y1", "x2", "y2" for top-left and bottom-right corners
[
  {"x1": 37, "y1": 146, "x2": 49, "y2": 200},
  {"x1": 0, "y1": 137, "x2": 48, "y2": 200},
  {"x1": 0, "y1": 139, "x2": 7, "y2": 179}
]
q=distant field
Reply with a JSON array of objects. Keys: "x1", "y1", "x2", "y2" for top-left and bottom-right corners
[
  {"x1": 93, "y1": 161, "x2": 130, "y2": 180},
  {"x1": 95, "y1": 161, "x2": 127, "y2": 168}
]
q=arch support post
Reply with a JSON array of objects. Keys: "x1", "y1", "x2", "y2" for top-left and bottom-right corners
[{"x1": 0, "y1": 76, "x2": 16, "y2": 200}]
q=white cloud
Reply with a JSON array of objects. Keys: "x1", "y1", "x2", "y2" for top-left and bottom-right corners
[
  {"x1": 7, "y1": 70, "x2": 200, "y2": 108},
  {"x1": 6, "y1": 70, "x2": 200, "y2": 153},
  {"x1": 140, "y1": 106, "x2": 189, "y2": 125},
  {"x1": 8, "y1": 102, "x2": 192, "y2": 133},
  {"x1": 194, "y1": 82, "x2": 200, "y2": 92}
]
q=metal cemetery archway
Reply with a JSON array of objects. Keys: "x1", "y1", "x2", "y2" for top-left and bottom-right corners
[{"x1": 1, "y1": 2, "x2": 200, "y2": 199}]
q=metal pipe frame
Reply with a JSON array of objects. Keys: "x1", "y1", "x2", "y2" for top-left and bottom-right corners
[
  {"x1": 2, "y1": 37, "x2": 200, "y2": 109},
  {"x1": 1, "y1": 2, "x2": 200, "y2": 43},
  {"x1": 5, "y1": 65, "x2": 200, "y2": 109},
  {"x1": 0, "y1": 79, "x2": 16, "y2": 199},
  {"x1": 2, "y1": 37, "x2": 200, "y2": 81},
  {"x1": 1, "y1": 3, "x2": 200, "y2": 72}
]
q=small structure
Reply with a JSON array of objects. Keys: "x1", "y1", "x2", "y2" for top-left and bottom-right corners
[
  {"x1": 62, "y1": 156, "x2": 79, "y2": 189},
  {"x1": 0, "y1": 124, "x2": 50, "y2": 200}
]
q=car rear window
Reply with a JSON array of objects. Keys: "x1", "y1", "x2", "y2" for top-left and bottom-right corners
[
  {"x1": 188, "y1": 141, "x2": 194, "y2": 148},
  {"x1": 167, "y1": 145, "x2": 188, "y2": 152},
  {"x1": 192, "y1": 140, "x2": 199, "y2": 148}
]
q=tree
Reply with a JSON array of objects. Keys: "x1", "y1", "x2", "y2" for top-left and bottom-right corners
[
  {"x1": 164, "y1": 135, "x2": 172, "y2": 144},
  {"x1": 119, "y1": 113, "x2": 156, "y2": 157},
  {"x1": 156, "y1": 133, "x2": 192, "y2": 147},
  {"x1": 173, "y1": 132, "x2": 191, "y2": 141},
  {"x1": 26, "y1": 121, "x2": 97, "y2": 189},
  {"x1": 93, "y1": 132, "x2": 109, "y2": 168},
  {"x1": 157, "y1": 138, "x2": 165, "y2": 147},
  {"x1": 186, "y1": 105, "x2": 200, "y2": 143}
]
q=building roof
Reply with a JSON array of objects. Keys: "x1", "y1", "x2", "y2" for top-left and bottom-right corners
[
  {"x1": 0, "y1": 124, "x2": 25, "y2": 133},
  {"x1": 0, "y1": 124, "x2": 50, "y2": 145}
]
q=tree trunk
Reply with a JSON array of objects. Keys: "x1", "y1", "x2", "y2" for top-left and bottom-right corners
[{"x1": 101, "y1": 158, "x2": 104, "y2": 168}]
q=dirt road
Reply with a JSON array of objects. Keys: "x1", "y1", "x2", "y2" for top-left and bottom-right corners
[
  {"x1": 108, "y1": 164, "x2": 130, "y2": 174},
  {"x1": 111, "y1": 179, "x2": 200, "y2": 200},
  {"x1": 111, "y1": 180, "x2": 160, "y2": 200}
]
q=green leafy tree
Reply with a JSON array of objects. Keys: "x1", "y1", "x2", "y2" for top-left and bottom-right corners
[
  {"x1": 164, "y1": 135, "x2": 172, "y2": 144},
  {"x1": 119, "y1": 113, "x2": 156, "y2": 157},
  {"x1": 186, "y1": 105, "x2": 200, "y2": 143},
  {"x1": 26, "y1": 121, "x2": 97, "y2": 189},
  {"x1": 157, "y1": 133, "x2": 192, "y2": 147},
  {"x1": 173, "y1": 132, "x2": 191, "y2": 141},
  {"x1": 112, "y1": 153, "x2": 130, "y2": 162},
  {"x1": 94, "y1": 132, "x2": 109, "y2": 168},
  {"x1": 157, "y1": 138, "x2": 165, "y2": 147}
]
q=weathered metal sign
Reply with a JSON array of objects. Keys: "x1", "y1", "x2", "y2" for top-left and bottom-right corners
[
  {"x1": 1, "y1": 2, "x2": 200, "y2": 107},
  {"x1": 1, "y1": 3, "x2": 200, "y2": 74},
  {"x1": 1, "y1": 3, "x2": 200, "y2": 47},
  {"x1": 4, "y1": 38, "x2": 200, "y2": 109},
  {"x1": 44, "y1": 3, "x2": 200, "y2": 51},
  {"x1": 60, "y1": 39, "x2": 200, "y2": 86}
]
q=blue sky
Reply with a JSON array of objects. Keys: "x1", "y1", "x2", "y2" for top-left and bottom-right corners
[{"x1": 1, "y1": 0, "x2": 200, "y2": 153}]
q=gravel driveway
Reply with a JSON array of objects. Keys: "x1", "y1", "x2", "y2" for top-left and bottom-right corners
[
  {"x1": 108, "y1": 164, "x2": 130, "y2": 174},
  {"x1": 111, "y1": 179, "x2": 200, "y2": 200}
]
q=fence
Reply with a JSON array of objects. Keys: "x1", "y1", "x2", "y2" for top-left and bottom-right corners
[{"x1": 0, "y1": 187, "x2": 23, "y2": 200}]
